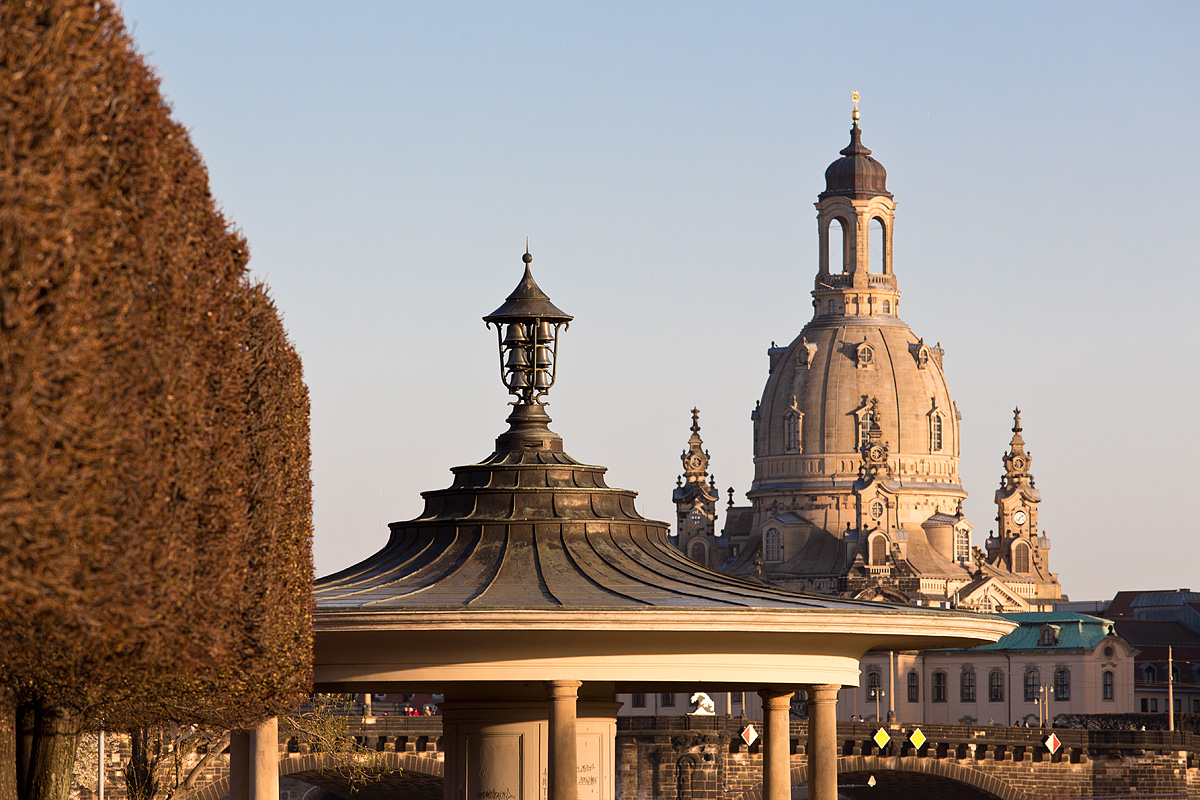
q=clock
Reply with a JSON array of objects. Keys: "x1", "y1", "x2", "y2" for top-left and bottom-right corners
[{"x1": 1013, "y1": 509, "x2": 1027, "y2": 526}]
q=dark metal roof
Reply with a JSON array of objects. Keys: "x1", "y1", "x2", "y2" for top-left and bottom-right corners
[
  {"x1": 820, "y1": 125, "x2": 891, "y2": 200},
  {"x1": 483, "y1": 258, "x2": 572, "y2": 324},
  {"x1": 315, "y1": 445, "x2": 899, "y2": 612}
]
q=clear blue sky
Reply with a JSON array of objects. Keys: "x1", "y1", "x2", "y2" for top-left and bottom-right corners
[{"x1": 119, "y1": 1, "x2": 1200, "y2": 602}]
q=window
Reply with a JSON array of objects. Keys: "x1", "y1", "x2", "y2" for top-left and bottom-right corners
[
  {"x1": 989, "y1": 670, "x2": 1005, "y2": 702},
  {"x1": 1150, "y1": 698, "x2": 1158, "y2": 713},
  {"x1": 1141, "y1": 698, "x2": 1149, "y2": 712},
  {"x1": 1142, "y1": 664, "x2": 1157, "y2": 683},
  {"x1": 866, "y1": 671, "x2": 882, "y2": 700},
  {"x1": 828, "y1": 299, "x2": 839, "y2": 314},
  {"x1": 1055, "y1": 669, "x2": 1070, "y2": 701},
  {"x1": 688, "y1": 540, "x2": 706, "y2": 561},
  {"x1": 907, "y1": 671, "x2": 919, "y2": 703},
  {"x1": 858, "y1": 409, "x2": 876, "y2": 449},
  {"x1": 961, "y1": 670, "x2": 976, "y2": 702},
  {"x1": 764, "y1": 529, "x2": 782, "y2": 562},
  {"x1": 932, "y1": 671, "x2": 947, "y2": 702},
  {"x1": 930, "y1": 414, "x2": 943, "y2": 452},
  {"x1": 689, "y1": 508, "x2": 703, "y2": 525},
  {"x1": 1103, "y1": 671, "x2": 1114, "y2": 701},
  {"x1": 1014, "y1": 543, "x2": 1030, "y2": 574},
  {"x1": 955, "y1": 529, "x2": 970, "y2": 565},
  {"x1": 1025, "y1": 670, "x2": 1040, "y2": 701},
  {"x1": 785, "y1": 412, "x2": 801, "y2": 452},
  {"x1": 661, "y1": 693, "x2": 675, "y2": 708},
  {"x1": 1192, "y1": 699, "x2": 1198, "y2": 713},
  {"x1": 857, "y1": 344, "x2": 874, "y2": 368},
  {"x1": 882, "y1": 300, "x2": 890, "y2": 314},
  {"x1": 870, "y1": 535, "x2": 886, "y2": 566},
  {"x1": 632, "y1": 693, "x2": 646, "y2": 708},
  {"x1": 1039, "y1": 626, "x2": 1056, "y2": 646},
  {"x1": 1174, "y1": 699, "x2": 1181, "y2": 712}
]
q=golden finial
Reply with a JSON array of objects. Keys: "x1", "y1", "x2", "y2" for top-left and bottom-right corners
[{"x1": 851, "y1": 90, "x2": 861, "y2": 126}]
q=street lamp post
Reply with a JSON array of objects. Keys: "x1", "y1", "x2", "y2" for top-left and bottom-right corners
[
  {"x1": 1034, "y1": 684, "x2": 1054, "y2": 727},
  {"x1": 874, "y1": 689, "x2": 885, "y2": 724}
]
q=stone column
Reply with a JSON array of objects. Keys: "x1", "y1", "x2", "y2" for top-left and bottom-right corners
[
  {"x1": 547, "y1": 680, "x2": 581, "y2": 800},
  {"x1": 228, "y1": 731, "x2": 250, "y2": 800},
  {"x1": 806, "y1": 685, "x2": 839, "y2": 800},
  {"x1": 249, "y1": 717, "x2": 278, "y2": 800},
  {"x1": 759, "y1": 690, "x2": 793, "y2": 800}
]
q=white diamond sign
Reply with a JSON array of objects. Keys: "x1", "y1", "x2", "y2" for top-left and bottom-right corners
[
  {"x1": 1044, "y1": 732, "x2": 1061, "y2": 754},
  {"x1": 741, "y1": 724, "x2": 759, "y2": 746}
]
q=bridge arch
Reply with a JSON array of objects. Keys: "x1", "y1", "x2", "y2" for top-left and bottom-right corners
[
  {"x1": 190, "y1": 752, "x2": 444, "y2": 800},
  {"x1": 735, "y1": 755, "x2": 1030, "y2": 800}
]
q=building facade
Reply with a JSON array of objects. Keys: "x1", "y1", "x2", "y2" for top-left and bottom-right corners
[
  {"x1": 841, "y1": 612, "x2": 1136, "y2": 726},
  {"x1": 673, "y1": 105, "x2": 1063, "y2": 612}
]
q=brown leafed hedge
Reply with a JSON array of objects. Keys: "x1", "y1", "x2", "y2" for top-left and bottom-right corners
[{"x1": 0, "y1": 0, "x2": 313, "y2": 738}]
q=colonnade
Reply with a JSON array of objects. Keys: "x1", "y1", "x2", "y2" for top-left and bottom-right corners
[{"x1": 227, "y1": 684, "x2": 842, "y2": 800}]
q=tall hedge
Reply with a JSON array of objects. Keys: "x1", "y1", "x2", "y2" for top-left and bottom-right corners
[{"x1": 0, "y1": 3, "x2": 313, "y2": 799}]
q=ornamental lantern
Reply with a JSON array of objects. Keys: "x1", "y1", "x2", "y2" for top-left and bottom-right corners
[{"x1": 483, "y1": 248, "x2": 572, "y2": 407}]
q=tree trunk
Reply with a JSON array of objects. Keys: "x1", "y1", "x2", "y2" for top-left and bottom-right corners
[
  {"x1": 0, "y1": 692, "x2": 17, "y2": 800},
  {"x1": 20, "y1": 705, "x2": 81, "y2": 800}
]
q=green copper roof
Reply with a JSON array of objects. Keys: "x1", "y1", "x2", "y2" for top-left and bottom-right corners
[{"x1": 965, "y1": 612, "x2": 1118, "y2": 652}]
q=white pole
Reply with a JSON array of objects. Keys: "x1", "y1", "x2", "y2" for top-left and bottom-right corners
[
  {"x1": 98, "y1": 731, "x2": 104, "y2": 800},
  {"x1": 1168, "y1": 645, "x2": 1175, "y2": 732}
]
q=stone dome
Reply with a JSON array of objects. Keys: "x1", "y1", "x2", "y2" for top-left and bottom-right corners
[
  {"x1": 820, "y1": 125, "x2": 891, "y2": 200},
  {"x1": 754, "y1": 315, "x2": 961, "y2": 497}
]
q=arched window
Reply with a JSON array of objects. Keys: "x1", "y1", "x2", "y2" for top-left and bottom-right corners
[
  {"x1": 828, "y1": 217, "x2": 848, "y2": 274},
  {"x1": 870, "y1": 535, "x2": 886, "y2": 566},
  {"x1": 688, "y1": 540, "x2": 706, "y2": 562},
  {"x1": 882, "y1": 299, "x2": 891, "y2": 314},
  {"x1": 858, "y1": 409, "x2": 875, "y2": 449},
  {"x1": 870, "y1": 217, "x2": 885, "y2": 274},
  {"x1": 866, "y1": 671, "x2": 882, "y2": 700},
  {"x1": 930, "y1": 414, "x2": 943, "y2": 452},
  {"x1": 961, "y1": 670, "x2": 976, "y2": 702},
  {"x1": 989, "y1": 670, "x2": 1005, "y2": 702},
  {"x1": 932, "y1": 671, "x2": 947, "y2": 702},
  {"x1": 1103, "y1": 670, "x2": 1114, "y2": 701},
  {"x1": 1013, "y1": 542, "x2": 1030, "y2": 573},
  {"x1": 1040, "y1": 626, "x2": 1057, "y2": 646},
  {"x1": 907, "y1": 671, "x2": 920, "y2": 703},
  {"x1": 1025, "y1": 670, "x2": 1040, "y2": 701},
  {"x1": 1055, "y1": 669, "x2": 1071, "y2": 701},
  {"x1": 764, "y1": 528, "x2": 782, "y2": 562},
  {"x1": 785, "y1": 412, "x2": 801, "y2": 452}
]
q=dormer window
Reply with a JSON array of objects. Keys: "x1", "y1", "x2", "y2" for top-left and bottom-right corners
[
  {"x1": 1039, "y1": 625, "x2": 1058, "y2": 646},
  {"x1": 764, "y1": 528, "x2": 783, "y2": 562},
  {"x1": 856, "y1": 342, "x2": 874, "y2": 369},
  {"x1": 930, "y1": 413, "x2": 943, "y2": 452}
]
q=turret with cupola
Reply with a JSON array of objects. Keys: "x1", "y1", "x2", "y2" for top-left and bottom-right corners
[{"x1": 673, "y1": 408, "x2": 720, "y2": 567}]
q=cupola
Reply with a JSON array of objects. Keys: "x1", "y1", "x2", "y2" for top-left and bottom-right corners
[{"x1": 819, "y1": 91, "x2": 891, "y2": 200}]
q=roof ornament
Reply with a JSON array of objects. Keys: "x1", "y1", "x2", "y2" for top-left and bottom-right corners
[
  {"x1": 851, "y1": 90, "x2": 861, "y2": 127},
  {"x1": 1013, "y1": 407, "x2": 1023, "y2": 433},
  {"x1": 691, "y1": 406, "x2": 701, "y2": 433},
  {"x1": 484, "y1": 246, "x2": 574, "y2": 450}
]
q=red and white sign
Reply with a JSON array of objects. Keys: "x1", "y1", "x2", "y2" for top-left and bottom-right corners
[
  {"x1": 741, "y1": 724, "x2": 759, "y2": 746},
  {"x1": 1044, "y1": 733, "x2": 1061, "y2": 754}
]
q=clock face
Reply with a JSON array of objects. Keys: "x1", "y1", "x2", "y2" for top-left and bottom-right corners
[
  {"x1": 1012, "y1": 456, "x2": 1026, "y2": 471},
  {"x1": 689, "y1": 456, "x2": 703, "y2": 469},
  {"x1": 1013, "y1": 509, "x2": 1027, "y2": 526}
]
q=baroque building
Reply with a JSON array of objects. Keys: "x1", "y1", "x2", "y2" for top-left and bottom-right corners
[{"x1": 675, "y1": 100, "x2": 1063, "y2": 612}]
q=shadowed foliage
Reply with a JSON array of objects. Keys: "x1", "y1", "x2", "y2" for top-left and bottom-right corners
[{"x1": 0, "y1": 2, "x2": 313, "y2": 800}]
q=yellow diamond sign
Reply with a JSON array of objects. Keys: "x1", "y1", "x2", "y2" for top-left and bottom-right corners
[
  {"x1": 909, "y1": 727, "x2": 926, "y2": 749},
  {"x1": 873, "y1": 727, "x2": 890, "y2": 749}
]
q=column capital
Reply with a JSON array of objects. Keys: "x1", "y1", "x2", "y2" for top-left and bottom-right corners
[
  {"x1": 758, "y1": 689, "x2": 794, "y2": 708},
  {"x1": 546, "y1": 679, "x2": 582, "y2": 699}
]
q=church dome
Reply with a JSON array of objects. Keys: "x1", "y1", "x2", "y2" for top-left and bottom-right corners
[{"x1": 820, "y1": 125, "x2": 891, "y2": 200}]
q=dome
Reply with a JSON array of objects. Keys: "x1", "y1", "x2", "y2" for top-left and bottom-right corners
[
  {"x1": 754, "y1": 316, "x2": 960, "y2": 496},
  {"x1": 820, "y1": 125, "x2": 891, "y2": 200}
]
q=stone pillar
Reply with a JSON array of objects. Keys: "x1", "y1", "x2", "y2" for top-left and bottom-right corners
[
  {"x1": 548, "y1": 680, "x2": 581, "y2": 800},
  {"x1": 228, "y1": 731, "x2": 250, "y2": 800},
  {"x1": 806, "y1": 685, "x2": 839, "y2": 800},
  {"x1": 759, "y1": 690, "x2": 793, "y2": 800},
  {"x1": 249, "y1": 717, "x2": 278, "y2": 800}
]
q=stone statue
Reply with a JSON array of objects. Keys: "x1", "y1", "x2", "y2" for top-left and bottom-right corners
[{"x1": 689, "y1": 692, "x2": 715, "y2": 715}]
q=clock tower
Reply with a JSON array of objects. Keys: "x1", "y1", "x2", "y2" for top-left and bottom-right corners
[
  {"x1": 673, "y1": 408, "x2": 720, "y2": 566},
  {"x1": 985, "y1": 408, "x2": 1061, "y2": 606}
]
